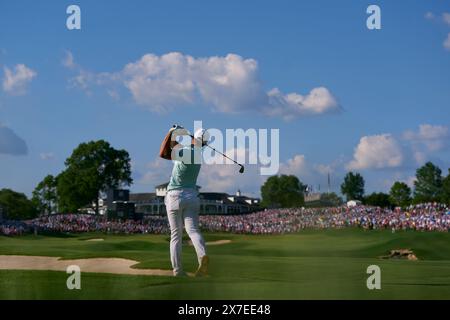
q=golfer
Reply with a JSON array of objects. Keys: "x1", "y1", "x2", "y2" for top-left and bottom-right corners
[{"x1": 159, "y1": 125, "x2": 209, "y2": 277}]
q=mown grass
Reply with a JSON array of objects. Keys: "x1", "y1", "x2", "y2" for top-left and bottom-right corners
[{"x1": 0, "y1": 228, "x2": 449, "y2": 299}]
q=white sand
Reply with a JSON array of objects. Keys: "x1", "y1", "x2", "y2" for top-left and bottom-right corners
[
  {"x1": 0, "y1": 255, "x2": 181, "y2": 276},
  {"x1": 85, "y1": 238, "x2": 104, "y2": 242},
  {"x1": 188, "y1": 239, "x2": 231, "y2": 246}
]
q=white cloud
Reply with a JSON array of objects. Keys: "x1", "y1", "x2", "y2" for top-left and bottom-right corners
[
  {"x1": 425, "y1": 12, "x2": 450, "y2": 51},
  {"x1": 347, "y1": 134, "x2": 403, "y2": 170},
  {"x1": 2, "y1": 64, "x2": 37, "y2": 95},
  {"x1": 0, "y1": 124, "x2": 28, "y2": 155},
  {"x1": 67, "y1": 52, "x2": 340, "y2": 120},
  {"x1": 107, "y1": 89, "x2": 120, "y2": 101},
  {"x1": 425, "y1": 12, "x2": 435, "y2": 20},
  {"x1": 403, "y1": 124, "x2": 449, "y2": 152},
  {"x1": 444, "y1": 33, "x2": 450, "y2": 51},
  {"x1": 443, "y1": 12, "x2": 450, "y2": 26},
  {"x1": 39, "y1": 152, "x2": 55, "y2": 160},
  {"x1": 279, "y1": 154, "x2": 308, "y2": 176},
  {"x1": 314, "y1": 164, "x2": 332, "y2": 176},
  {"x1": 121, "y1": 52, "x2": 265, "y2": 114},
  {"x1": 406, "y1": 176, "x2": 417, "y2": 188},
  {"x1": 62, "y1": 50, "x2": 75, "y2": 69},
  {"x1": 314, "y1": 156, "x2": 345, "y2": 175},
  {"x1": 138, "y1": 158, "x2": 172, "y2": 185},
  {"x1": 266, "y1": 87, "x2": 340, "y2": 120}
]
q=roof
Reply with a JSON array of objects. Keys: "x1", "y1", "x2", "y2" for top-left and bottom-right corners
[
  {"x1": 199, "y1": 192, "x2": 228, "y2": 201},
  {"x1": 129, "y1": 193, "x2": 158, "y2": 203},
  {"x1": 155, "y1": 182, "x2": 169, "y2": 189},
  {"x1": 128, "y1": 190, "x2": 260, "y2": 206},
  {"x1": 155, "y1": 182, "x2": 201, "y2": 189}
]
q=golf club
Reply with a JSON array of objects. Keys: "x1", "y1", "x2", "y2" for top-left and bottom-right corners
[{"x1": 172, "y1": 125, "x2": 245, "y2": 174}]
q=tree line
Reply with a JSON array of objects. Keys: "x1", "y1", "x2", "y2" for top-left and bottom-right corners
[
  {"x1": 260, "y1": 162, "x2": 450, "y2": 208},
  {"x1": 1, "y1": 139, "x2": 449, "y2": 220},
  {"x1": 0, "y1": 140, "x2": 132, "y2": 220}
]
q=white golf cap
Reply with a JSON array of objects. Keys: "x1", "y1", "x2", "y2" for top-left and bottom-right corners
[{"x1": 194, "y1": 128, "x2": 210, "y2": 143}]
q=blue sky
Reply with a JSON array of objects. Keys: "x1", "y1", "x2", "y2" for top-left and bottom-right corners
[{"x1": 0, "y1": 0, "x2": 449, "y2": 198}]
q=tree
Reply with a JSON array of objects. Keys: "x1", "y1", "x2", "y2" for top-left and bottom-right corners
[
  {"x1": 442, "y1": 169, "x2": 450, "y2": 205},
  {"x1": 57, "y1": 140, "x2": 133, "y2": 214},
  {"x1": 389, "y1": 181, "x2": 411, "y2": 207},
  {"x1": 57, "y1": 168, "x2": 96, "y2": 212},
  {"x1": 32, "y1": 174, "x2": 58, "y2": 215},
  {"x1": 413, "y1": 162, "x2": 443, "y2": 203},
  {"x1": 340, "y1": 172, "x2": 365, "y2": 201},
  {"x1": 0, "y1": 188, "x2": 38, "y2": 220},
  {"x1": 364, "y1": 192, "x2": 391, "y2": 208},
  {"x1": 261, "y1": 175, "x2": 305, "y2": 208}
]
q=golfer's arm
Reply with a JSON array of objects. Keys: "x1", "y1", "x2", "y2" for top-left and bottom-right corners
[{"x1": 159, "y1": 131, "x2": 173, "y2": 160}]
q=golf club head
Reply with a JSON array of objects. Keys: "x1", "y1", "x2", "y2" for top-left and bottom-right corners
[{"x1": 239, "y1": 165, "x2": 245, "y2": 174}]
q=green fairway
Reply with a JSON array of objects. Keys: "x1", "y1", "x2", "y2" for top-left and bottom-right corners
[{"x1": 1, "y1": 229, "x2": 450, "y2": 299}]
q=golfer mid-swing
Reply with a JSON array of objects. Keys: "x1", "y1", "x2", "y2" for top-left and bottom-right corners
[{"x1": 159, "y1": 125, "x2": 209, "y2": 277}]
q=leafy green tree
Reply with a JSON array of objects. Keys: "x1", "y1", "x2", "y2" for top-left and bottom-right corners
[
  {"x1": 389, "y1": 181, "x2": 412, "y2": 207},
  {"x1": 32, "y1": 175, "x2": 58, "y2": 215},
  {"x1": 57, "y1": 169, "x2": 96, "y2": 212},
  {"x1": 364, "y1": 192, "x2": 391, "y2": 208},
  {"x1": 261, "y1": 175, "x2": 305, "y2": 208},
  {"x1": 442, "y1": 169, "x2": 450, "y2": 205},
  {"x1": 340, "y1": 172, "x2": 365, "y2": 201},
  {"x1": 0, "y1": 188, "x2": 38, "y2": 220},
  {"x1": 57, "y1": 140, "x2": 133, "y2": 214},
  {"x1": 413, "y1": 162, "x2": 443, "y2": 203}
]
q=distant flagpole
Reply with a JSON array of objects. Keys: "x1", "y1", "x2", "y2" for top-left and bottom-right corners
[{"x1": 327, "y1": 172, "x2": 331, "y2": 193}]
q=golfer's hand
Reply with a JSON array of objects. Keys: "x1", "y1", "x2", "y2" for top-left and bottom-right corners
[{"x1": 170, "y1": 126, "x2": 189, "y2": 137}]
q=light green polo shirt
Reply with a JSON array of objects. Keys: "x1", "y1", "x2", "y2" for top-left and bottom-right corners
[{"x1": 167, "y1": 146, "x2": 201, "y2": 192}]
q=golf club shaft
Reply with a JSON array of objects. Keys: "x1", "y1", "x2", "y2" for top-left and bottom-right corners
[
  {"x1": 203, "y1": 143, "x2": 242, "y2": 166},
  {"x1": 172, "y1": 125, "x2": 243, "y2": 168},
  {"x1": 186, "y1": 133, "x2": 243, "y2": 167}
]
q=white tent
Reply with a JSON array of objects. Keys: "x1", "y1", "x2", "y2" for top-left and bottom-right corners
[{"x1": 347, "y1": 200, "x2": 362, "y2": 207}]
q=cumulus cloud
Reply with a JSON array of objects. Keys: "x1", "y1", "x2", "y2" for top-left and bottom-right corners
[
  {"x1": 199, "y1": 162, "x2": 264, "y2": 193},
  {"x1": 121, "y1": 53, "x2": 264, "y2": 114},
  {"x1": 266, "y1": 87, "x2": 340, "y2": 120},
  {"x1": 402, "y1": 124, "x2": 449, "y2": 165},
  {"x1": 403, "y1": 124, "x2": 449, "y2": 152},
  {"x1": 138, "y1": 158, "x2": 172, "y2": 185},
  {"x1": 66, "y1": 52, "x2": 341, "y2": 120},
  {"x1": 347, "y1": 134, "x2": 403, "y2": 170},
  {"x1": 0, "y1": 124, "x2": 28, "y2": 155},
  {"x1": 2, "y1": 64, "x2": 37, "y2": 95},
  {"x1": 279, "y1": 154, "x2": 309, "y2": 176}
]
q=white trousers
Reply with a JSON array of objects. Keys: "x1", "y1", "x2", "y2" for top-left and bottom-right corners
[{"x1": 165, "y1": 189, "x2": 206, "y2": 275}]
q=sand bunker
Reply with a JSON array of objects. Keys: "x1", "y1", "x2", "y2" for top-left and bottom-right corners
[
  {"x1": 188, "y1": 239, "x2": 231, "y2": 246},
  {"x1": 380, "y1": 249, "x2": 418, "y2": 261},
  {"x1": 85, "y1": 238, "x2": 104, "y2": 242},
  {"x1": 0, "y1": 255, "x2": 180, "y2": 276}
]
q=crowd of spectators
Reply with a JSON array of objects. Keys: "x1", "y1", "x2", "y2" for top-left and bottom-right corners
[
  {"x1": 1, "y1": 203, "x2": 449, "y2": 236},
  {"x1": 198, "y1": 203, "x2": 450, "y2": 234},
  {"x1": 0, "y1": 220, "x2": 29, "y2": 236},
  {"x1": 27, "y1": 214, "x2": 170, "y2": 234}
]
